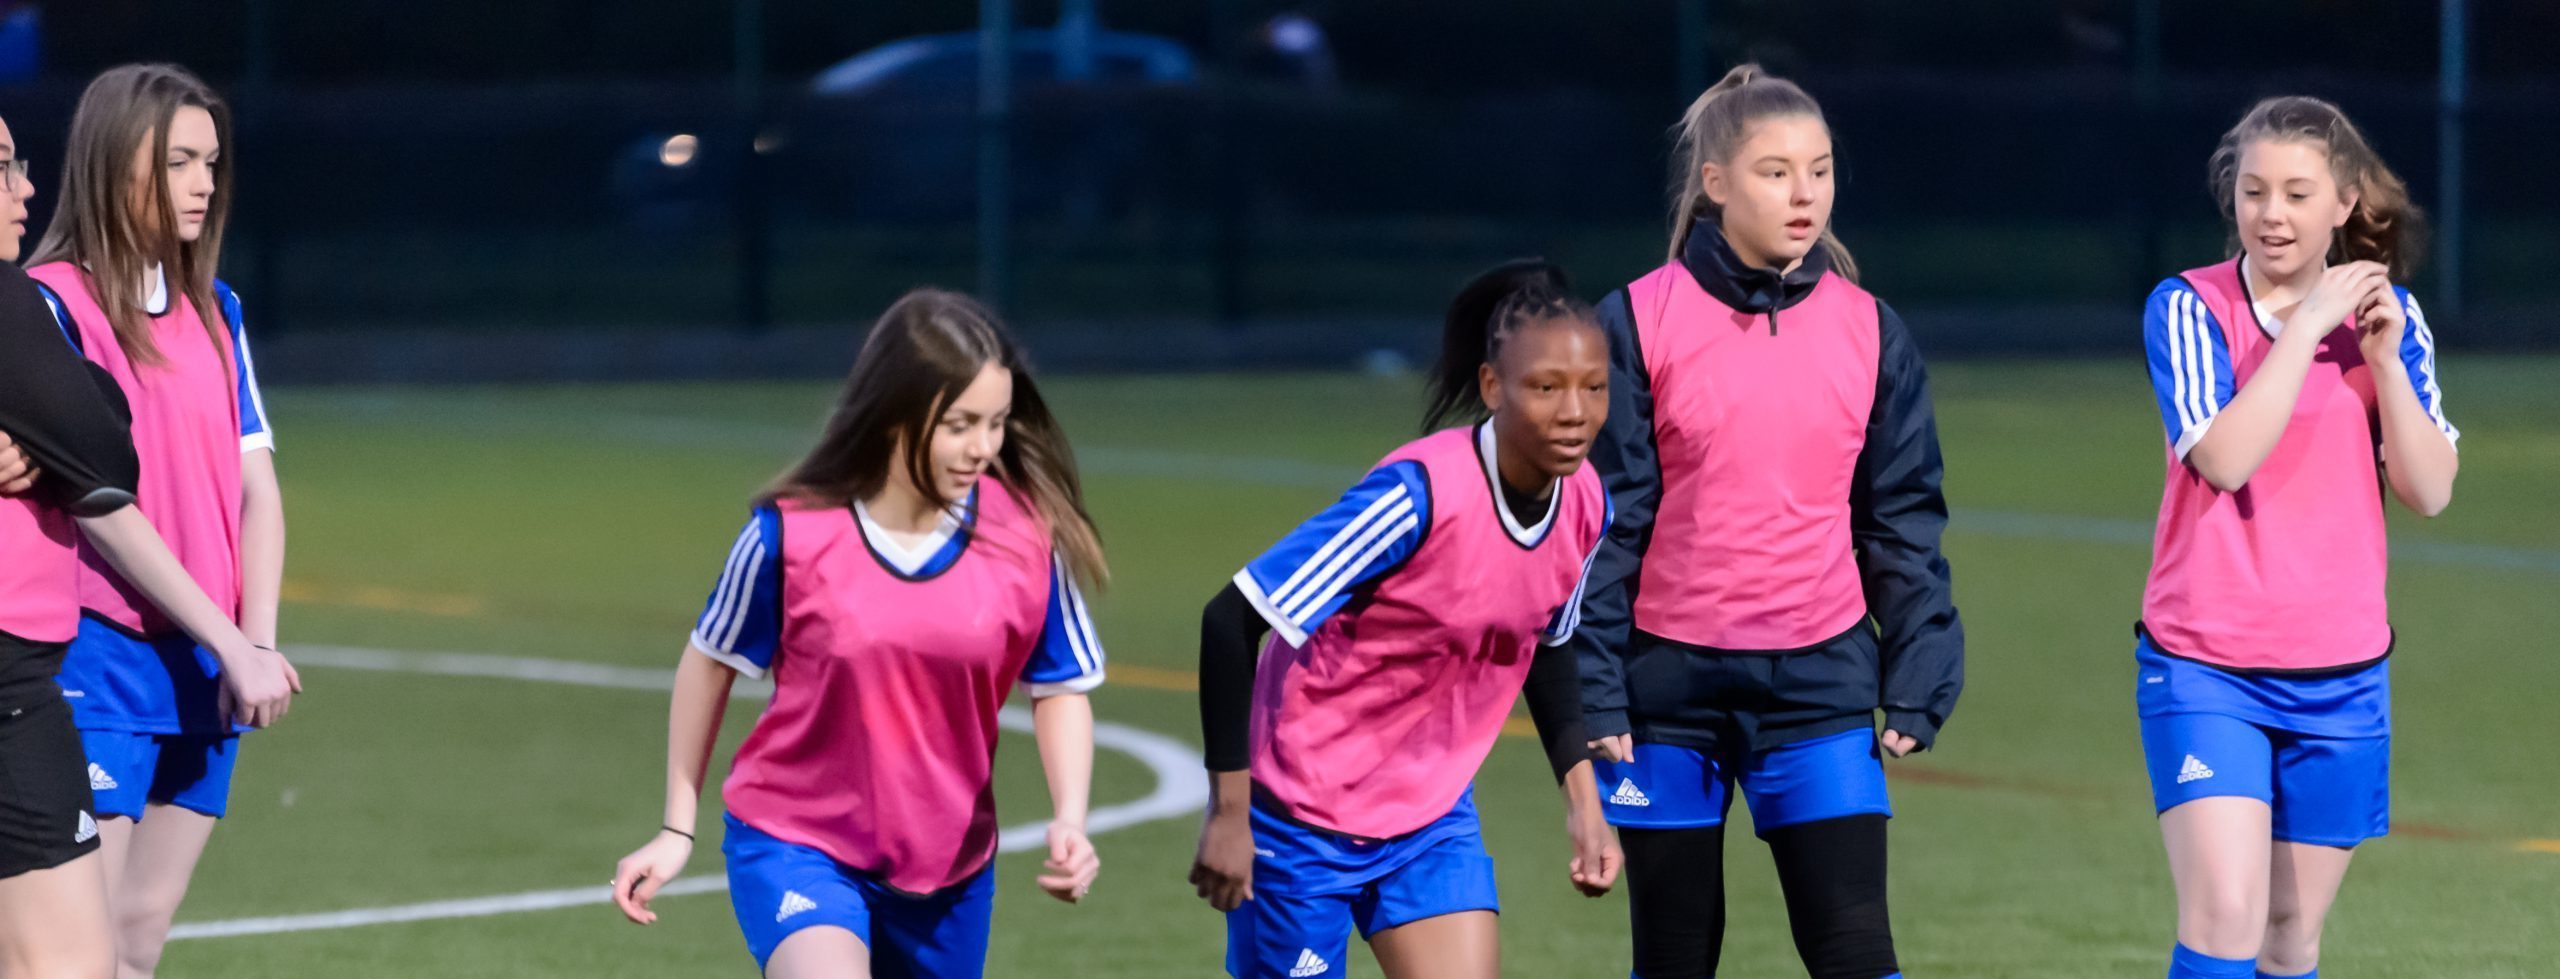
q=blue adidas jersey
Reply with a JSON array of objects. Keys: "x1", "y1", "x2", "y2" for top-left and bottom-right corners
[
  {"x1": 1233, "y1": 461, "x2": 1431, "y2": 649},
  {"x1": 688, "y1": 502, "x2": 1106, "y2": 696},
  {"x1": 2144, "y1": 279, "x2": 2454, "y2": 461},
  {"x1": 217, "y1": 283, "x2": 275, "y2": 453}
]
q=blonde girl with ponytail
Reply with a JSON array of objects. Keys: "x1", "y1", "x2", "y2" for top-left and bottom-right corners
[{"x1": 1569, "y1": 64, "x2": 1963, "y2": 979}]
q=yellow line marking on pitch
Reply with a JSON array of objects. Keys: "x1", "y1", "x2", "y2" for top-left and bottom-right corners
[
  {"x1": 281, "y1": 579, "x2": 487, "y2": 617},
  {"x1": 1108, "y1": 664, "x2": 1199, "y2": 692},
  {"x1": 2519, "y1": 839, "x2": 2560, "y2": 855}
]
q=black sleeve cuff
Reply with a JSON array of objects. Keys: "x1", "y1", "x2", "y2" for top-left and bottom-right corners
[
  {"x1": 1882, "y1": 710, "x2": 1941, "y2": 752},
  {"x1": 64, "y1": 487, "x2": 136, "y2": 519},
  {"x1": 1583, "y1": 708, "x2": 1632, "y2": 741}
]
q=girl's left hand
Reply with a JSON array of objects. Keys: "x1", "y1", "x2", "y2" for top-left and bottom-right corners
[
  {"x1": 1565, "y1": 804, "x2": 1622, "y2": 897},
  {"x1": 1037, "y1": 822, "x2": 1099, "y2": 903},
  {"x1": 2356, "y1": 280, "x2": 2406, "y2": 365},
  {"x1": 1879, "y1": 729, "x2": 1920, "y2": 758}
]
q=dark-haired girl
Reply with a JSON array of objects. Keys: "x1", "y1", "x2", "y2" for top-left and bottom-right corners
[
  {"x1": 2136, "y1": 96, "x2": 2455, "y2": 979},
  {"x1": 1189, "y1": 260, "x2": 1620, "y2": 979},
  {"x1": 1572, "y1": 64, "x2": 1963, "y2": 979},
  {"x1": 2, "y1": 102, "x2": 288, "y2": 979},
  {"x1": 612, "y1": 289, "x2": 1108, "y2": 979}
]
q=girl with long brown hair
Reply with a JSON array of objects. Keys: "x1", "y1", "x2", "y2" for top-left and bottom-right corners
[
  {"x1": 2133, "y1": 96, "x2": 2456, "y2": 979},
  {"x1": 26, "y1": 63, "x2": 297, "y2": 979},
  {"x1": 611, "y1": 289, "x2": 1107, "y2": 978}
]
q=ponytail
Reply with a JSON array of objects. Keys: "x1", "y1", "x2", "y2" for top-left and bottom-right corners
[
  {"x1": 1666, "y1": 63, "x2": 1859, "y2": 282},
  {"x1": 1422, "y1": 259, "x2": 1594, "y2": 432}
]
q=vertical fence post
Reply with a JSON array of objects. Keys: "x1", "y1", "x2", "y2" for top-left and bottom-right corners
[
  {"x1": 2133, "y1": 0, "x2": 2165, "y2": 295},
  {"x1": 977, "y1": 0, "x2": 1015, "y2": 313},
  {"x1": 734, "y1": 0, "x2": 771, "y2": 331},
  {"x1": 1676, "y1": 0, "x2": 1709, "y2": 101},
  {"x1": 2436, "y1": 0, "x2": 2466, "y2": 319},
  {"x1": 242, "y1": 0, "x2": 284, "y2": 333},
  {"x1": 1207, "y1": 0, "x2": 1245, "y2": 327}
]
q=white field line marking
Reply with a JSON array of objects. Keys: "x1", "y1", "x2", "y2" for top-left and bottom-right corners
[{"x1": 167, "y1": 645, "x2": 1207, "y2": 941}]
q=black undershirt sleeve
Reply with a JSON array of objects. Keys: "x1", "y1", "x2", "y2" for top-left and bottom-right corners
[
  {"x1": 1522, "y1": 640, "x2": 1592, "y2": 782},
  {"x1": 1198, "y1": 581, "x2": 1265, "y2": 773}
]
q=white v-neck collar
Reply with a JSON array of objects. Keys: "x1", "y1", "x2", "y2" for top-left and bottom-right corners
[
  {"x1": 853, "y1": 499, "x2": 964, "y2": 576},
  {"x1": 76, "y1": 262, "x2": 170, "y2": 315},
  {"x1": 1476, "y1": 421, "x2": 1558, "y2": 546},
  {"x1": 2240, "y1": 256, "x2": 2289, "y2": 340}
]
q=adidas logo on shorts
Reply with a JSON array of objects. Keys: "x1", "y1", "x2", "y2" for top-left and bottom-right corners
[
  {"x1": 1609, "y1": 778, "x2": 1651, "y2": 807},
  {"x1": 1287, "y1": 948, "x2": 1330, "y2": 977},
  {"x1": 89, "y1": 763, "x2": 117, "y2": 791},
  {"x1": 75, "y1": 811, "x2": 98, "y2": 844},
  {"x1": 2176, "y1": 754, "x2": 2215, "y2": 785},
  {"x1": 775, "y1": 890, "x2": 817, "y2": 922}
]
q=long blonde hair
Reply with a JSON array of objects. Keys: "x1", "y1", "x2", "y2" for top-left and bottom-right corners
[
  {"x1": 31, "y1": 64, "x2": 235, "y2": 367},
  {"x1": 1665, "y1": 63, "x2": 1859, "y2": 282},
  {"x1": 762, "y1": 289, "x2": 1107, "y2": 588},
  {"x1": 2209, "y1": 95, "x2": 2424, "y2": 280}
]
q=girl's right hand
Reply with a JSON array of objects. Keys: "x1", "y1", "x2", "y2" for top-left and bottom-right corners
[
  {"x1": 0, "y1": 431, "x2": 37, "y2": 496},
  {"x1": 215, "y1": 644, "x2": 299, "y2": 728},
  {"x1": 613, "y1": 830, "x2": 695, "y2": 924},
  {"x1": 1187, "y1": 809, "x2": 1256, "y2": 913},
  {"x1": 2291, "y1": 261, "x2": 2391, "y2": 339}
]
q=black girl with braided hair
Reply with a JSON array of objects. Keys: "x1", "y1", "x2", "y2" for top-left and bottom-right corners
[{"x1": 1188, "y1": 260, "x2": 1623, "y2": 978}]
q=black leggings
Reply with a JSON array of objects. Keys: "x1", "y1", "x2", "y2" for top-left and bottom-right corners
[{"x1": 1622, "y1": 814, "x2": 1899, "y2": 979}]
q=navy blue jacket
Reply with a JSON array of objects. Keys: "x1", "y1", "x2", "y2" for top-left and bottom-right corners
[{"x1": 1572, "y1": 226, "x2": 1965, "y2": 749}]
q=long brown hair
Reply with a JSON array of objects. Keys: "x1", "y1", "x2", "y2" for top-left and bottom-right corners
[
  {"x1": 1666, "y1": 63, "x2": 1859, "y2": 282},
  {"x1": 31, "y1": 63, "x2": 235, "y2": 367},
  {"x1": 762, "y1": 289, "x2": 1107, "y2": 587},
  {"x1": 2209, "y1": 95, "x2": 2425, "y2": 280}
]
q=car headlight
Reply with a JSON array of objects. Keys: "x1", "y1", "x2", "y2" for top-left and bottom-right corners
[{"x1": 659, "y1": 134, "x2": 701, "y2": 168}]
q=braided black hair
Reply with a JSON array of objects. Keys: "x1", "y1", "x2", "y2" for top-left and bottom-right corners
[{"x1": 1423, "y1": 259, "x2": 1598, "y2": 432}]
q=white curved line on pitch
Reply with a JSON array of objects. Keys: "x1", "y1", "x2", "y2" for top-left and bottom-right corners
[{"x1": 168, "y1": 645, "x2": 1207, "y2": 941}]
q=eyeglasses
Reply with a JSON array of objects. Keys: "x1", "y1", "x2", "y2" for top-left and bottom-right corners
[{"x1": 0, "y1": 159, "x2": 23, "y2": 191}]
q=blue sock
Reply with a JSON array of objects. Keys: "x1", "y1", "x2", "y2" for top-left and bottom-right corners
[
  {"x1": 2258, "y1": 970, "x2": 2315, "y2": 979},
  {"x1": 2169, "y1": 944, "x2": 2257, "y2": 979}
]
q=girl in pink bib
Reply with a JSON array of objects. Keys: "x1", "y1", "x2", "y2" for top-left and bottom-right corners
[
  {"x1": 2137, "y1": 98, "x2": 2457, "y2": 979},
  {"x1": 0, "y1": 104, "x2": 285, "y2": 979},
  {"x1": 1575, "y1": 65, "x2": 1961, "y2": 979},
  {"x1": 613, "y1": 289, "x2": 1107, "y2": 979},
  {"x1": 1190, "y1": 261, "x2": 1620, "y2": 979},
  {"x1": 25, "y1": 64, "x2": 298, "y2": 979}
]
